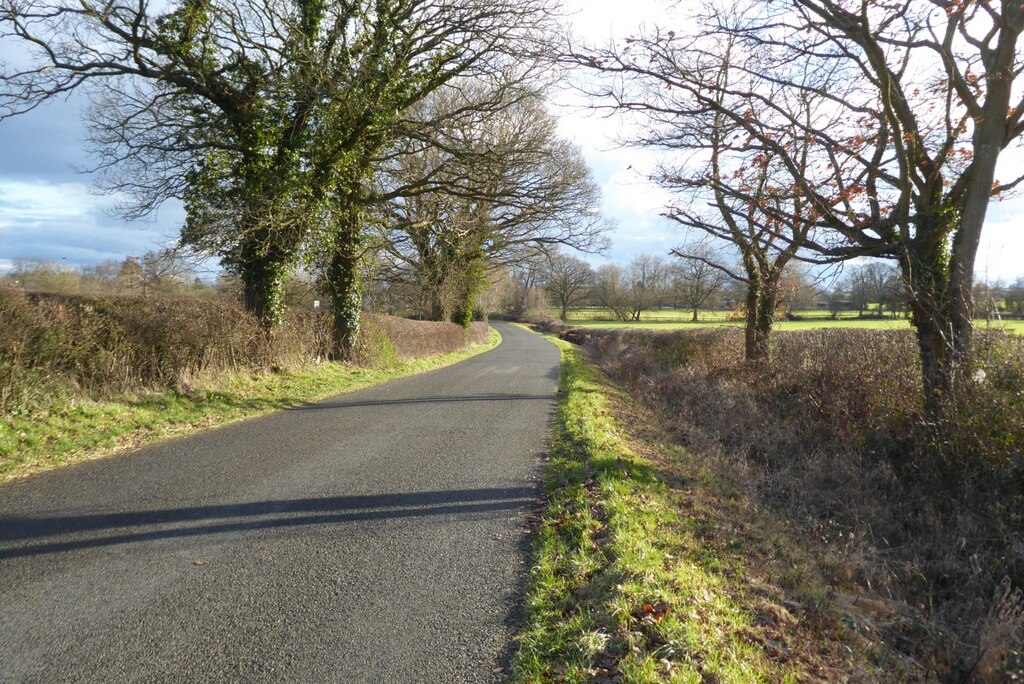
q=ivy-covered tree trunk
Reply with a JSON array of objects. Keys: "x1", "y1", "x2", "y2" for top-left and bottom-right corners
[
  {"x1": 235, "y1": 231, "x2": 294, "y2": 330},
  {"x1": 425, "y1": 264, "x2": 454, "y2": 322},
  {"x1": 429, "y1": 298, "x2": 446, "y2": 323},
  {"x1": 900, "y1": 238, "x2": 974, "y2": 416},
  {"x1": 323, "y1": 209, "x2": 364, "y2": 359},
  {"x1": 743, "y1": 270, "x2": 778, "y2": 365},
  {"x1": 325, "y1": 245, "x2": 362, "y2": 358},
  {"x1": 452, "y1": 254, "x2": 486, "y2": 329}
]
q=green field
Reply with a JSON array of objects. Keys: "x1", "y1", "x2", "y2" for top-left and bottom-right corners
[
  {"x1": 558, "y1": 309, "x2": 1024, "y2": 334},
  {"x1": 561, "y1": 307, "x2": 868, "y2": 322}
]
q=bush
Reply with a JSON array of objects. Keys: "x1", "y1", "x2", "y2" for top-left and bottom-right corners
[
  {"x1": 364, "y1": 314, "x2": 489, "y2": 361},
  {"x1": 556, "y1": 324, "x2": 1024, "y2": 680},
  {"x1": 0, "y1": 289, "x2": 488, "y2": 414}
]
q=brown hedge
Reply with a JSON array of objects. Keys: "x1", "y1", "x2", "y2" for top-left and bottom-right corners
[
  {"x1": 548, "y1": 323, "x2": 1024, "y2": 680},
  {"x1": 0, "y1": 288, "x2": 487, "y2": 412}
]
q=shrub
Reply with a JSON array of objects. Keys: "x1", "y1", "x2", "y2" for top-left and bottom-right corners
[
  {"x1": 555, "y1": 323, "x2": 1024, "y2": 680},
  {"x1": 364, "y1": 314, "x2": 489, "y2": 361},
  {"x1": 0, "y1": 289, "x2": 488, "y2": 414}
]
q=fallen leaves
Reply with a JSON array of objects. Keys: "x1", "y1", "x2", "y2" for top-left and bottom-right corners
[{"x1": 638, "y1": 602, "x2": 672, "y2": 624}]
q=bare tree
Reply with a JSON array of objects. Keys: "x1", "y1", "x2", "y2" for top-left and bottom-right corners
[
  {"x1": 592, "y1": 255, "x2": 667, "y2": 322},
  {"x1": 669, "y1": 243, "x2": 728, "y2": 322},
  {"x1": 379, "y1": 84, "x2": 609, "y2": 325},
  {"x1": 573, "y1": 20, "x2": 817, "y2": 361},
  {"x1": 504, "y1": 258, "x2": 548, "y2": 321},
  {"x1": 844, "y1": 262, "x2": 901, "y2": 318},
  {"x1": 138, "y1": 248, "x2": 198, "y2": 297},
  {"x1": 591, "y1": 264, "x2": 634, "y2": 322},
  {"x1": 571, "y1": 0, "x2": 1024, "y2": 406},
  {"x1": 628, "y1": 254, "x2": 668, "y2": 320},
  {"x1": 545, "y1": 251, "x2": 594, "y2": 321}
]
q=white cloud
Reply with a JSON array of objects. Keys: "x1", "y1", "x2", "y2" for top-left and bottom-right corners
[
  {"x1": 976, "y1": 215, "x2": 1024, "y2": 283},
  {"x1": 0, "y1": 178, "x2": 178, "y2": 268},
  {"x1": 0, "y1": 180, "x2": 109, "y2": 224},
  {"x1": 560, "y1": 0, "x2": 673, "y2": 43}
]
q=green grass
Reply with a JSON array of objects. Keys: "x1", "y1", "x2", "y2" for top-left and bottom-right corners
[
  {"x1": 562, "y1": 316, "x2": 1024, "y2": 334},
  {"x1": 0, "y1": 328, "x2": 501, "y2": 481},
  {"x1": 559, "y1": 307, "x2": 871, "y2": 323},
  {"x1": 512, "y1": 333, "x2": 808, "y2": 683}
]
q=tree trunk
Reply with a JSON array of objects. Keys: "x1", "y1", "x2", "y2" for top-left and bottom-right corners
[
  {"x1": 901, "y1": 230, "x2": 974, "y2": 415},
  {"x1": 911, "y1": 308, "x2": 953, "y2": 416},
  {"x1": 243, "y1": 276, "x2": 273, "y2": 328},
  {"x1": 238, "y1": 237, "x2": 291, "y2": 331},
  {"x1": 425, "y1": 266, "x2": 452, "y2": 322},
  {"x1": 906, "y1": 277, "x2": 973, "y2": 416},
  {"x1": 323, "y1": 209, "x2": 364, "y2": 358},
  {"x1": 560, "y1": 302, "x2": 569, "y2": 322},
  {"x1": 429, "y1": 299, "x2": 445, "y2": 322},
  {"x1": 744, "y1": 285, "x2": 767, "y2": 363},
  {"x1": 325, "y1": 246, "x2": 362, "y2": 358},
  {"x1": 743, "y1": 274, "x2": 777, "y2": 365},
  {"x1": 692, "y1": 307, "x2": 699, "y2": 322},
  {"x1": 453, "y1": 255, "x2": 485, "y2": 328}
]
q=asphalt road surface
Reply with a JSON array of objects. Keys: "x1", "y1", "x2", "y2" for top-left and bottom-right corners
[{"x1": 0, "y1": 322, "x2": 560, "y2": 683}]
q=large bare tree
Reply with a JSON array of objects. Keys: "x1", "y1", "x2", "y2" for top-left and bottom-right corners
[
  {"x1": 571, "y1": 0, "x2": 1024, "y2": 405},
  {"x1": 545, "y1": 251, "x2": 594, "y2": 322},
  {"x1": 669, "y1": 243, "x2": 728, "y2": 322},
  {"x1": 592, "y1": 255, "x2": 667, "y2": 322},
  {"x1": 378, "y1": 84, "x2": 609, "y2": 325}
]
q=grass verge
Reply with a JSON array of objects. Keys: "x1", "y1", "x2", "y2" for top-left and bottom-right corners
[
  {"x1": 0, "y1": 327, "x2": 501, "y2": 482},
  {"x1": 512, "y1": 333, "x2": 878, "y2": 683}
]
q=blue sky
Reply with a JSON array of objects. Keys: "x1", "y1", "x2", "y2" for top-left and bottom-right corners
[
  {"x1": 0, "y1": 1, "x2": 1021, "y2": 282},
  {"x1": 0, "y1": 93, "x2": 185, "y2": 273}
]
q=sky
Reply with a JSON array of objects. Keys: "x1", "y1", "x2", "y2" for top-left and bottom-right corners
[{"x1": 0, "y1": 0, "x2": 1020, "y2": 282}]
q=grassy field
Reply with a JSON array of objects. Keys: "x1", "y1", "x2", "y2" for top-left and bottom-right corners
[
  {"x1": 561, "y1": 308, "x2": 870, "y2": 322},
  {"x1": 560, "y1": 313, "x2": 1024, "y2": 334},
  {"x1": 0, "y1": 328, "x2": 501, "y2": 482},
  {"x1": 512, "y1": 330, "x2": 873, "y2": 682}
]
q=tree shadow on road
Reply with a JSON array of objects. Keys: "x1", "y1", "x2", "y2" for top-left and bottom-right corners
[
  {"x1": 0, "y1": 486, "x2": 537, "y2": 559},
  {"x1": 287, "y1": 393, "x2": 555, "y2": 410}
]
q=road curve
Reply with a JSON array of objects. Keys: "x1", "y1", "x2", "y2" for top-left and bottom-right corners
[{"x1": 0, "y1": 322, "x2": 560, "y2": 683}]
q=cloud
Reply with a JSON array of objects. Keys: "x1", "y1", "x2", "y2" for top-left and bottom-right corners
[
  {"x1": 0, "y1": 178, "x2": 180, "y2": 268},
  {"x1": 0, "y1": 95, "x2": 95, "y2": 183},
  {"x1": 560, "y1": 0, "x2": 672, "y2": 43},
  {"x1": 0, "y1": 93, "x2": 184, "y2": 269},
  {"x1": 977, "y1": 216, "x2": 1024, "y2": 283}
]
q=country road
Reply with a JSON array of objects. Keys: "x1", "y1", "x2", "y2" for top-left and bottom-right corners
[{"x1": 0, "y1": 322, "x2": 560, "y2": 683}]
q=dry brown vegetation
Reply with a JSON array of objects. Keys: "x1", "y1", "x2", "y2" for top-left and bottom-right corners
[
  {"x1": 541, "y1": 321, "x2": 1024, "y2": 681},
  {"x1": 0, "y1": 287, "x2": 485, "y2": 415},
  {"x1": 363, "y1": 314, "x2": 489, "y2": 362}
]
